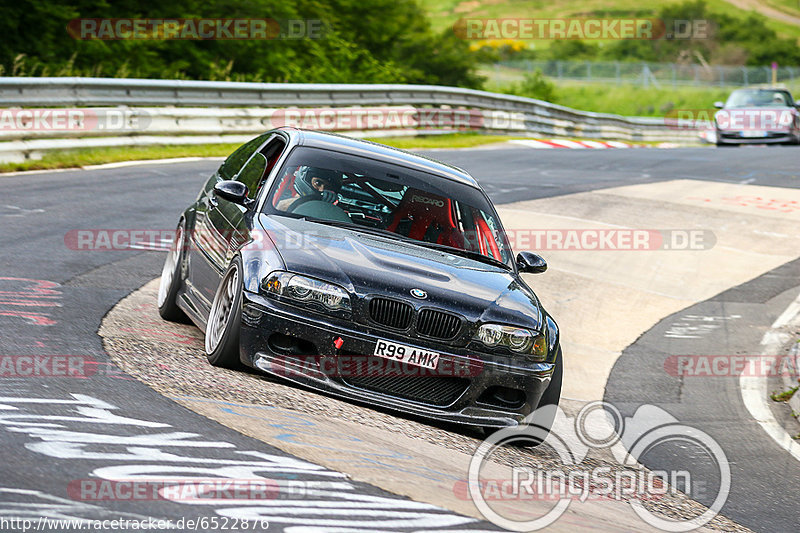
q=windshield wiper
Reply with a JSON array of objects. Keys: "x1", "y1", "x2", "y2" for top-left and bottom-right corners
[
  {"x1": 411, "y1": 241, "x2": 512, "y2": 270},
  {"x1": 300, "y1": 217, "x2": 415, "y2": 242},
  {"x1": 299, "y1": 217, "x2": 512, "y2": 270}
]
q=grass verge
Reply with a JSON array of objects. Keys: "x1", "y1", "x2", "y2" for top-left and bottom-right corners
[
  {"x1": 0, "y1": 133, "x2": 675, "y2": 174},
  {"x1": 480, "y1": 68, "x2": 737, "y2": 117},
  {"x1": 0, "y1": 143, "x2": 239, "y2": 173}
]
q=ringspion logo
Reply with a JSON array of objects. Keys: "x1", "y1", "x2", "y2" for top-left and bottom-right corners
[{"x1": 467, "y1": 402, "x2": 730, "y2": 531}]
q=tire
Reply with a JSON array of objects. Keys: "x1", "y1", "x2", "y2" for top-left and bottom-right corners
[
  {"x1": 484, "y1": 346, "x2": 562, "y2": 447},
  {"x1": 204, "y1": 257, "x2": 243, "y2": 368},
  {"x1": 157, "y1": 222, "x2": 188, "y2": 322},
  {"x1": 532, "y1": 346, "x2": 563, "y2": 424}
]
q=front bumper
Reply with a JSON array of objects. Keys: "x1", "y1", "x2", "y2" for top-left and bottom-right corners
[
  {"x1": 716, "y1": 130, "x2": 797, "y2": 144},
  {"x1": 239, "y1": 291, "x2": 556, "y2": 428}
]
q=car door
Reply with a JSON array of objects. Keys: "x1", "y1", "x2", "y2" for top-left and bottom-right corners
[{"x1": 190, "y1": 133, "x2": 271, "y2": 306}]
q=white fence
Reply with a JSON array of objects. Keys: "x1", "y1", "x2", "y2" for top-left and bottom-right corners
[{"x1": 495, "y1": 60, "x2": 800, "y2": 88}]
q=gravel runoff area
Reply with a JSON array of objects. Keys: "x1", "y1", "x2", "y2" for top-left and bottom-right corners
[{"x1": 99, "y1": 279, "x2": 752, "y2": 533}]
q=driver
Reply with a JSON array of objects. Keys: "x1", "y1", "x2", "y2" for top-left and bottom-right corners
[{"x1": 276, "y1": 166, "x2": 343, "y2": 211}]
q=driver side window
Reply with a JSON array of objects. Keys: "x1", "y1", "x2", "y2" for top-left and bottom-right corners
[
  {"x1": 218, "y1": 133, "x2": 270, "y2": 181},
  {"x1": 241, "y1": 137, "x2": 286, "y2": 200}
]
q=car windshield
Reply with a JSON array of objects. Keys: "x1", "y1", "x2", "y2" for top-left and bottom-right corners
[
  {"x1": 264, "y1": 145, "x2": 513, "y2": 267},
  {"x1": 725, "y1": 89, "x2": 793, "y2": 108}
]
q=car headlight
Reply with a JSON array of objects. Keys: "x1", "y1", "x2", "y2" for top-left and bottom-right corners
[
  {"x1": 261, "y1": 271, "x2": 351, "y2": 314},
  {"x1": 474, "y1": 323, "x2": 547, "y2": 359}
]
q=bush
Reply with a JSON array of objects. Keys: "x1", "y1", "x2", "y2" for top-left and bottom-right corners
[{"x1": 504, "y1": 69, "x2": 558, "y2": 103}]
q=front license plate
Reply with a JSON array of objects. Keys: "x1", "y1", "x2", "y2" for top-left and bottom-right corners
[
  {"x1": 374, "y1": 339, "x2": 440, "y2": 370},
  {"x1": 741, "y1": 130, "x2": 767, "y2": 137}
]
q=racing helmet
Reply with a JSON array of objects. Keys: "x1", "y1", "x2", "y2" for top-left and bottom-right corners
[{"x1": 294, "y1": 166, "x2": 343, "y2": 196}]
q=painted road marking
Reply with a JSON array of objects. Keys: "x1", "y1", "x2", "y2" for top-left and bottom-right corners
[
  {"x1": 740, "y1": 289, "x2": 800, "y2": 463},
  {"x1": 0, "y1": 390, "x2": 498, "y2": 531}
]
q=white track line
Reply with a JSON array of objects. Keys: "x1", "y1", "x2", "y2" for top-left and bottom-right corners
[{"x1": 740, "y1": 290, "x2": 800, "y2": 462}]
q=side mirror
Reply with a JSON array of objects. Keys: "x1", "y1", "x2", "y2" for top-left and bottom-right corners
[
  {"x1": 516, "y1": 251, "x2": 547, "y2": 274},
  {"x1": 213, "y1": 180, "x2": 249, "y2": 205},
  {"x1": 713, "y1": 101, "x2": 725, "y2": 109}
]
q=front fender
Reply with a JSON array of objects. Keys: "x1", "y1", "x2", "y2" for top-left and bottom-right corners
[{"x1": 239, "y1": 234, "x2": 286, "y2": 293}]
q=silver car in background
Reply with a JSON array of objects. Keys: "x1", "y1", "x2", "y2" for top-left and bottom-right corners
[{"x1": 714, "y1": 88, "x2": 800, "y2": 146}]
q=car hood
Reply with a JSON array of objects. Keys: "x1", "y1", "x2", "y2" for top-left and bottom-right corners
[{"x1": 258, "y1": 214, "x2": 542, "y2": 329}]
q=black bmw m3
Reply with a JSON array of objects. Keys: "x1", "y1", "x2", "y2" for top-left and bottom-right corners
[{"x1": 158, "y1": 127, "x2": 562, "y2": 435}]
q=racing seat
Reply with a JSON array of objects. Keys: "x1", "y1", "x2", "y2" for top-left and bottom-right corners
[
  {"x1": 386, "y1": 190, "x2": 465, "y2": 249},
  {"x1": 272, "y1": 168, "x2": 299, "y2": 207}
]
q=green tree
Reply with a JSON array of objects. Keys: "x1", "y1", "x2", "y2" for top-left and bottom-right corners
[{"x1": 0, "y1": 0, "x2": 482, "y2": 86}]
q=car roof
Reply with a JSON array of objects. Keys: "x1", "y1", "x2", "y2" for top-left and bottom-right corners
[{"x1": 275, "y1": 127, "x2": 480, "y2": 188}]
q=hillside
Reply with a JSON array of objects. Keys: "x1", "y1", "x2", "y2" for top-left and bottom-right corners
[{"x1": 419, "y1": 0, "x2": 800, "y2": 41}]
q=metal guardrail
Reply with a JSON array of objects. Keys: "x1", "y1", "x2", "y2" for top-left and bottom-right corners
[{"x1": 0, "y1": 77, "x2": 699, "y2": 163}]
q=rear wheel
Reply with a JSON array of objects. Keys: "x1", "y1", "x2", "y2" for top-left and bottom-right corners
[
  {"x1": 157, "y1": 222, "x2": 187, "y2": 322},
  {"x1": 205, "y1": 257, "x2": 243, "y2": 368}
]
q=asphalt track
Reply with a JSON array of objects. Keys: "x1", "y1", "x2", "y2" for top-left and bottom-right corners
[{"x1": 1, "y1": 145, "x2": 799, "y2": 531}]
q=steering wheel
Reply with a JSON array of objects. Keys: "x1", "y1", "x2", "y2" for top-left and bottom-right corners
[{"x1": 287, "y1": 194, "x2": 325, "y2": 213}]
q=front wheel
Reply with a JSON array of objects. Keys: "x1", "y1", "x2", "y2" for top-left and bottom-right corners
[
  {"x1": 531, "y1": 346, "x2": 563, "y2": 430},
  {"x1": 157, "y1": 222, "x2": 187, "y2": 322},
  {"x1": 484, "y1": 346, "x2": 562, "y2": 447},
  {"x1": 204, "y1": 257, "x2": 243, "y2": 368}
]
